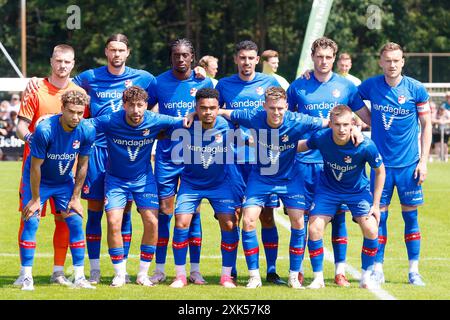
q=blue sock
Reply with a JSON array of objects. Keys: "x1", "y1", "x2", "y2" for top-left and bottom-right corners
[
  {"x1": 261, "y1": 226, "x2": 278, "y2": 274},
  {"x1": 155, "y1": 213, "x2": 172, "y2": 264},
  {"x1": 221, "y1": 227, "x2": 239, "y2": 268},
  {"x1": 19, "y1": 216, "x2": 39, "y2": 267},
  {"x1": 108, "y1": 247, "x2": 124, "y2": 265},
  {"x1": 65, "y1": 214, "x2": 85, "y2": 267},
  {"x1": 86, "y1": 210, "x2": 103, "y2": 260},
  {"x1": 289, "y1": 228, "x2": 305, "y2": 272},
  {"x1": 361, "y1": 238, "x2": 378, "y2": 270},
  {"x1": 375, "y1": 210, "x2": 388, "y2": 263},
  {"x1": 231, "y1": 226, "x2": 240, "y2": 277},
  {"x1": 188, "y1": 213, "x2": 202, "y2": 264},
  {"x1": 140, "y1": 244, "x2": 156, "y2": 263},
  {"x1": 331, "y1": 211, "x2": 347, "y2": 264},
  {"x1": 308, "y1": 239, "x2": 324, "y2": 272},
  {"x1": 122, "y1": 211, "x2": 132, "y2": 260},
  {"x1": 242, "y1": 229, "x2": 259, "y2": 271},
  {"x1": 303, "y1": 213, "x2": 309, "y2": 250},
  {"x1": 402, "y1": 209, "x2": 421, "y2": 261},
  {"x1": 172, "y1": 227, "x2": 189, "y2": 266}
]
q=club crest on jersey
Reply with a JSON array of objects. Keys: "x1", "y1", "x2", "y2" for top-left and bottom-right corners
[
  {"x1": 332, "y1": 89, "x2": 341, "y2": 98},
  {"x1": 190, "y1": 88, "x2": 198, "y2": 97},
  {"x1": 72, "y1": 140, "x2": 80, "y2": 149},
  {"x1": 215, "y1": 133, "x2": 223, "y2": 143},
  {"x1": 281, "y1": 134, "x2": 289, "y2": 143},
  {"x1": 256, "y1": 87, "x2": 264, "y2": 95},
  {"x1": 83, "y1": 185, "x2": 90, "y2": 194},
  {"x1": 143, "y1": 129, "x2": 150, "y2": 136},
  {"x1": 398, "y1": 95, "x2": 406, "y2": 104},
  {"x1": 344, "y1": 155, "x2": 352, "y2": 164},
  {"x1": 124, "y1": 80, "x2": 133, "y2": 88}
]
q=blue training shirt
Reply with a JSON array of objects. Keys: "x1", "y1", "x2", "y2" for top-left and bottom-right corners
[
  {"x1": 25, "y1": 115, "x2": 95, "y2": 185},
  {"x1": 89, "y1": 109, "x2": 182, "y2": 181},
  {"x1": 358, "y1": 75, "x2": 430, "y2": 168},
  {"x1": 73, "y1": 66, "x2": 157, "y2": 148},
  {"x1": 287, "y1": 72, "x2": 365, "y2": 164},
  {"x1": 230, "y1": 108, "x2": 323, "y2": 184},
  {"x1": 306, "y1": 128, "x2": 383, "y2": 194}
]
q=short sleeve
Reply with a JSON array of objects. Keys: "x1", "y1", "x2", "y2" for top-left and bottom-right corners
[
  {"x1": 365, "y1": 140, "x2": 383, "y2": 169},
  {"x1": 30, "y1": 124, "x2": 49, "y2": 159}
]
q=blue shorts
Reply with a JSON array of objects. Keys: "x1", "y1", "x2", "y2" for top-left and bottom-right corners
[
  {"x1": 82, "y1": 145, "x2": 107, "y2": 201},
  {"x1": 175, "y1": 180, "x2": 242, "y2": 215},
  {"x1": 21, "y1": 180, "x2": 75, "y2": 214},
  {"x1": 310, "y1": 184, "x2": 373, "y2": 218},
  {"x1": 154, "y1": 153, "x2": 184, "y2": 199},
  {"x1": 237, "y1": 163, "x2": 280, "y2": 208},
  {"x1": 104, "y1": 174, "x2": 159, "y2": 212},
  {"x1": 297, "y1": 162, "x2": 348, "y2": 212},
  {"x1": 371, "y1": 162, "x2": 424, "y2": 207},
  {"x1": 243, "y1": 171, "x2": 306, "y2": 210}
]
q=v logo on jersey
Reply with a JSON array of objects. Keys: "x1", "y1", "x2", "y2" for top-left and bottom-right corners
[
  {"x1": 317, "y1": 110, "x2": 330, "y2": 120},
  {"x1": 127, "y1": 146, "x2": 140, "y2": 162},
  {"x1": 268, "y1": 150, "x2": 280, "y2": 164},
  {"x1": 331, "y1": 169, "x2": 344, "y2": 181},
  {"x1": 110, "y1": 100, "x2": 122, "y2": 113},
  {"x1": 381, "y1": 113, "x2": 395, "y2": 130},
  {"x1": 58, "y1": 161, "x2": 71, "y2": 176},
  {"x1": 200, "y1": 149, "x2": 216, "y2": 169}
]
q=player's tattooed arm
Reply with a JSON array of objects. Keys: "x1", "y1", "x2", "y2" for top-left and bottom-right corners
[
  {"x1": 65, "y1": 155, "x2": 89, "y2": 218},
  {"x1": 22, "y1": 157, "x2": 44, "y2": 221}
]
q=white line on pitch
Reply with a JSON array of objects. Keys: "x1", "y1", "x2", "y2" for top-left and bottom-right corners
[{"x1": 274, "y1": 210, "x2": 397, "y2": 300}]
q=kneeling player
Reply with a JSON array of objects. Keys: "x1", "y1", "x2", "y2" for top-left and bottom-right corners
[
  {"x1": 297, "y1": 105, "x2": 385, "y2": 289},
  {"x1": 19, "y1": 91, "x2": 95, "y2": 290},
  {"x1": 170, "y1": 88, "x2": 244, "y2": 288}
]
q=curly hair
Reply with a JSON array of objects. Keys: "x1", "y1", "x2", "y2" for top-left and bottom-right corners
[
  {"x1": 311, "y1": 37, "x2": 338, "y2": 56},
  {"x1": 61, "y1": 90, "x2": 90, "y2": 107},
  {"x1": 122, "y1": 85, "x2": 148, "y2": 103},
  {"x1": 265, "y1": 86, "x2": 287, "y2": 101}
]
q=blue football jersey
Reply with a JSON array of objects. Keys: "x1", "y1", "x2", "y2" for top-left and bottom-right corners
[
  {"x1": 358, "y1": 75, "x2": 430, "y2": 168},
  {"x1": 216, "y1": 72, "x2": 281, "y2": 163},
  {"x1": 25, "y1": 115, "x2": 95, "y2": 185},
  {"x1": 150, "y1": 70, "x2": 213, "y2": 159},
  {"x1": 230, "y1": 108, "x2": 323, "y2": 184},
  {"x1": 89, "y1": 110, "x2": 181, "y2": 181},
  {"x1": 306, "y1": 128, "x2": 383, "y2": 193},
  {"x1": 287, "y1": 72, "x2": 366, "y2": 164},
  {"x1": 73, "y1": 66, "x2": 157, "y2": 148}
]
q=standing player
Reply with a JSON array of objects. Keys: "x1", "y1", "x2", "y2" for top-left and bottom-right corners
[
  {"x1": 261, "y1": 49, "x2": 290, "y2": 90},
  {"x1": 287, "y1": 37, "x2": 371, "y2": 286},
  {"x1": 218, "y1": 87, "x2": 327, "y2": 289},
  {"x1": 19, "y1": 90, "x2": 95, "y2": 290},
  {"x1": 358, "y1": 42, "x2": 432, "y2": 286},
  {"x1": 89, "y1": 86, "x2": 185, "y2": 287},
  {"x1": 149, "y1": 39, "x2": 214, "y2": 285},
  {"x1": 198, "y1": 55, "x2": 219, "y2": 87},
  {"x1": 215, "y1": 40, "x2": 285, "y2": 285},
  {"x1": 297, "y1": 105, "x2": 385, "y2": 289},
  {"x1": 336, "y1": 53, "x2": 362, "y2": 86},
  {"x1": 14, "y1": 44, "x2": 85, "y2": 287},
  {"x1": 169, "y1": 88, "x2": 243, "y2": 288}
]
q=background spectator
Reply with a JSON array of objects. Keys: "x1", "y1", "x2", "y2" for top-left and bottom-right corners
[{"x1": 431, "y1": 104, "x2": 450, "y2": 162}]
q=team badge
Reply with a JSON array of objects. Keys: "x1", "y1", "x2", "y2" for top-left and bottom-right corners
[
  {"x1": 83, "y1": 185, "x2": 90, "y2": 194},
  {"x1": 398, "y1": 95, "x2": 406, "y2": 104},
  {"x1": 281, "y1": 134, "x2": 289, "y2": 143},
  {"x1": 143, "y1": 129, "x2": 150, "y2": 136},
  {"x1": 125, "y1": 80, "x2": 133, "y2": 88},
  {"x1": 215, "y1": 133, "x2": 223, "y2": 143},
  {"x1": 72, "y1": 140, "x2": 80, "y2": 149},
  {"x1": 344, "y1": 155, "x2": 352, "y2": 164},
  {"x1": 190, "y1": 88, "x2": 198, "y2": 97},
  {"x1": 256, "y1": 87, "x2": 264, "y2": 95},
  {"x1": 332, "y1": 89, "x2": 341, "y2": 98}
]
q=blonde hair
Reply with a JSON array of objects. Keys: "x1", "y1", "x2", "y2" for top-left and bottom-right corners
[{"x1": 379, "y1": 42, "x2": 403, "y2": 57}]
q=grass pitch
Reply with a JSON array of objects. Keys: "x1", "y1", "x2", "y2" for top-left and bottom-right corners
[{"x1": 0, "y1": 161, "x2": 449, "y2": 301}]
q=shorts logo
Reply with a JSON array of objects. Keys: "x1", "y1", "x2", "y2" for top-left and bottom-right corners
[
  {"x1": 332, "y1": 89, "x2": 341, "y2": 98},
  {"x1": 83, "y1": 185, "x2": 90, "y2": 194},
  {"x1": 281, "y1": 134, "x2": 289, "y2": 143},
  {"x1": 143, "y1": 129, "x2": 150, "y2": 136},
  {"x1": 357, "y1": 200, "x2": 370, "y2": 210},
  {"x1": 344, "y1": 156, "x2": 352, "y2": 164},
  {"x1": 72, "y1": 140, "x2": 80, "y2": 149},
  {"x1": 125, "y1": 80, "x2": 133, "y2": 88},
  {"x1": 58, "y1": 161, "x2": 71, "y2": 176},
  {"x1": 256, "y1": 87, "x2": 264, "y2": 95},
  {"x1": 398, "y1": 95, "x2": 406, "y2": 104},
  {"x1": 310, "y1": 202, "x2": 315, "y2": 211},
  {"x1": 215, "y1": 133, "x2": 223, "y2": 143},
  {"x1": 190, "y1": 88, "x2": 198, "y2": 97},
  {"x1": 104, "y1": 197, "x2": 108, "y2": 206}
]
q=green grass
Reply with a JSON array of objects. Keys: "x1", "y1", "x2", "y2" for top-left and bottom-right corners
[{"x1": 1, "y1": 161, "x2": 449, "y2": 300}]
